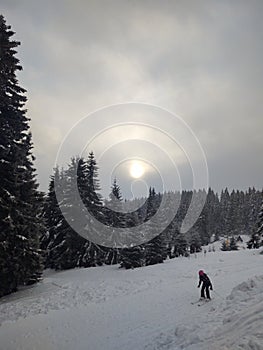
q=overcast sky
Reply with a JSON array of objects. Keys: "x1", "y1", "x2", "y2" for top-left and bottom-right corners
[{"x1": 1, "y1": 0, "x2": 263, "y2": 198}]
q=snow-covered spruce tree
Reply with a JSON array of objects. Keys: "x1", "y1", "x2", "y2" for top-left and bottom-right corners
[
  {"x1": 103, "y1": 178, "x2": 124, "y2": 265},
  {"x1": 204, "y1": 188, "x2": 221, "y2": 239},
  {"x1": 109, "y1": 178, "x2": 122, "y2": 203},
  {"x1": 78, "y1": 153, "x2": 106, "y2": 267},
  {"x1": 174, "y1": 190, "x2": 192, "y2": 226},
  {"x1": 85, "y1": 151, "x2": 103, "y2": 219},
  {"x1": 120, "y1": 245, "x2": 145, "y2": 269},
  {"x1": 13, "y1": 133, "x2": 44, "y2": 286},
  {"x1": 48, "y1": 157, "x2": 105, "y2": 270},
  {"x1": 164, "y1": 219, "x2": 180, "y2": 258},
  {"x1": 48, "y1": 159, "x2": 84, "y2": 270},
  {"x1": 145, "y1": 188, "x2": 166, "y2": 266},
  {"x1": 232, "y1": 190, "x2": 246, "y2": 236},
  {"x1": 227, "y1": 190, "x2": 239, "y2": 236},
  {"x1": 188, "y1": 230, "x2": 202, "y2": 254},
  {"x1": 256, "y1": 202, "x2": 263, "y2": 245},
  {"x1": 219, "y1": 188, "x2": 232, "y2": 236},
  {"x1": 247, "y1": 197, "x2": 263, "y2": 249},
  {"x1": 40, "y1": 167, "x2": 65, "y2": 268},
  {"x1": 119, "y1": 210, "x2": 145, "y2": 269},
  {"x1": 186, "y1": 189, "x2": 210, "y2": 245},
  {"x1": 173, "y1": 232, "x2": 188, "y2": 257},
  {"x1": 247, "y1": 200, "x2": 263, "y2": 249},
  {"x1": 0, "y1": 16, "x2": 43, "y2": 297},
  {"x1": 246, "y1": 188, "x2": 258, "y2": 234}
]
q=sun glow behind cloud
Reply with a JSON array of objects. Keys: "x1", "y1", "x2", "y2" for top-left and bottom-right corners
[{"x1": 130, "y1": 161, "x2": 145, "y2": 178}]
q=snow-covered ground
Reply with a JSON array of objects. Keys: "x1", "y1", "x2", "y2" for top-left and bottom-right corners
[{"x1": 0, "y1": 238, "x2": 262, "y2": 350}]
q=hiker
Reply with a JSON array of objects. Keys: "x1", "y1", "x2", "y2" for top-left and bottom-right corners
[{"x1": 197, "y1": 270, "x2": 213, "y2": 299}]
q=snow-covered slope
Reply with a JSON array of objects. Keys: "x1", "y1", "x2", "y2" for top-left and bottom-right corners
[{"x1": 0, "y1": 242, "x2": 262, "y2": 350}]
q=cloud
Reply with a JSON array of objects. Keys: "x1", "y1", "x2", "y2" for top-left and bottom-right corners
[{"x1": 1, "y1": 0, "x2": 263, "y2": 194}]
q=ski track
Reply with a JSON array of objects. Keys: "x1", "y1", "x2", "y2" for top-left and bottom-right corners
[
  {"x1": 0, "y1": 269, "x2": 163, "y2": 324},
  {"x1": 0, "y1": 238, "x2": 262, "y2": 350}
]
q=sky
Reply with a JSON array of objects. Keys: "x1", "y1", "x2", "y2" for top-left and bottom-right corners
[{"x1": 1, "y1": 0, "x2": 263, "y2": 198}]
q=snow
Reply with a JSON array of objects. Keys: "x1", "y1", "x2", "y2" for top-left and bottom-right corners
[
  {"x1": 0, "y1": 237, "x2": 262, "y2": 350},
  {"x1": 17, "y1": 165, "x2": 27, "y2": 170},
  {"x1": 17, "y1": 235, "x2": 28, "y2": 241}
]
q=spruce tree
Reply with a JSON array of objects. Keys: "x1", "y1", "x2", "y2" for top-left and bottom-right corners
[
  {"x1": 40, "y1": 167, "x2": 64, "y2": 268},
  {"x1": 244, "y1": 188, "x2": 262, "y2": 235},
  {"x1": 0, "y1": 15, "x2": 43, "y2": 296},
  {"x1": 80, "y1": 153, "x2": 106, "y2": 266},
  {"x1": 247, "y1": 198, "x2": 262, "y2": 250},
  {"x1": 119, "y1": 211, "x2": 145, "y2": 269},
  {"x1": 256, "y1": 202, "x2": 263, "y2": 245},
  {"x1": 145, "y1": 188, "x2": 166, "y2": 265},
  {"x1": 120, "y1": 245, "x2": 145, "y2": 269},
  {"x1": 50, "y1": 158, "x2": 86, "y2": 270},
  {"x1": 85, "y1": 151, "x2": 103, "y2": 216},
  {"x1": 104, "y1": 178, "x2": 123, "y2": 264},
  {"x1": 173, "y1": 232, "x2": 188, "y2": 257},
  {"x1": 109, "y1": 178, "x2": 122, "y2": 202},
  {"x1": 220, "y1": 188, "x2": 231, "y2": 236},
  {"x1": 188, "y1": 230, "x2": 202, "y2": 254},
  {"x1": 206, "y1": 189, "x2": 221, "y2": 242}
]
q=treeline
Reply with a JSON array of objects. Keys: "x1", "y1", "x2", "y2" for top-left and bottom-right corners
[{"x1": 40, "y1": 155, "x2": 263, "y2": 270}]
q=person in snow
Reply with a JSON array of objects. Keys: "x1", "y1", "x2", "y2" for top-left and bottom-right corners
[{"x1": 197, "y1": 270, "x2": 213, "y2": 299}]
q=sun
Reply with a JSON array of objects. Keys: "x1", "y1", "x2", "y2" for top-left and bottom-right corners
[{"x1": 130, "y1": 161, "x2": 145, "y2": 179}]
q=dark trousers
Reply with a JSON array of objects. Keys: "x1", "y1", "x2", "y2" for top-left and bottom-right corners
[{"x1": 201, "y1": 284, "x2": 211, "y2": 299}]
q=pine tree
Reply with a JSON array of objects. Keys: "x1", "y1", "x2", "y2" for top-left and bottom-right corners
[
  {"x1": 244, "y1": 188, "x2": 262, "y2": 235},
  {"x1": 220, "y1": 188, "x2": 232, "y2": 236},
  {"x1": 49, "y1": 158, "x2": 87, "y2": 270},
  {"x1": 119, "y1": 211, "x2": 145, "y2": 269},
  {"x1": 109, "y1": 178, "x2": 122, "y2": 202},
  {"x1": 0, "y1": 16, "x2": 44, "y2": 296},
  {"x1": 86, "y1": 151, "x2": 103, "y2": 215},
  {"x1": 247, "y1": 198, "x2": 263, "y2": 250},
  {"x1": 203, "y1": 188, "x2": 220, "y2": 239},
  {"x1": 234, "y1": 190, "x2": 245, "y2": 235},
  {"x1": 145, "y1": 188, "x2": 166, "y2": 265},
  {"x1": 120, "y1": 245, "x2": 145, "y2": 269},
  {"x1": 173, "y1": 232, "x2": 188, "y2": 257},
  {"x1": 104, "y1": 178, "x2": 124, "y2": 264},
  {"x1": 40, "y1": 167, "x2": 64, "y2": 268},
  {"x1": 105, "y1": 178, "x2": 124, "y2": 227},
  {"x1": 164, "y1": 219, "x2": 179, "y2": 258},
  {"x1": 256, "y1": 202, "x2": 263, "y2": 245},
  {"x1": 228, "y1": 190, "x2": 238, "y2": 236},
  {"x1": 188, "y1": 230, "x2": 202, "y2": 254},
  {"x1": 80, "y1": 153, "x2": 106, "y2": 266}
]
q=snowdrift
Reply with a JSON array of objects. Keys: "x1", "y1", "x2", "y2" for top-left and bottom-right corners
[{"x1": 184, "y1": 276, "x2": 263, "y2": 350}]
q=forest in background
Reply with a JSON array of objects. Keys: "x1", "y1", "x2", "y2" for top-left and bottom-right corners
[{"x1": 40, "y1": 154, "x2": 263, "y2": 271}]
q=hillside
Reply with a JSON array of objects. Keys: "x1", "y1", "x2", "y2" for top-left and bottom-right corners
[{"x1": 0, "y1": 239, "x2": 262, "y2": 350}]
